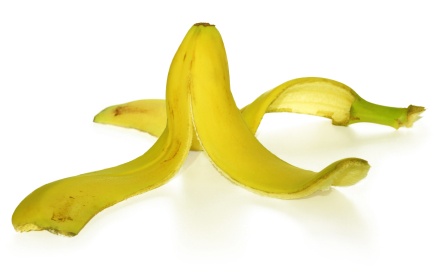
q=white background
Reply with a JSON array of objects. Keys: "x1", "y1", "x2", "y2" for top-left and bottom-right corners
[{"x1": 1, "y1": 0, "x2": 433, "y2": 275}]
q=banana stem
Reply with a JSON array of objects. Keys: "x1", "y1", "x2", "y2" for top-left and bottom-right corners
[{"x1": 349, "y1": 97, "x2": 425, "y2": 129}]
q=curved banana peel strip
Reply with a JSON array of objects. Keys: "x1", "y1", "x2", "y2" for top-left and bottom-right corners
[
  {"x1": 241, "y1": 77, "x2": 425, "y2": 132},
  {"x1": 94, "y1": 78, "x2": 424, "y2": 151},
  {"x1": 11, "y1": 26, "x2": 196, "y2": 236},
  {"x1": 188, "y1": 24, "x2": 369, "y2": 198},
  {"x1": 95, "y1": 99, "x2": 168, "y2": 138},
  {"x1": 14, "y1": 23, "x2": 400, "y2": 236}
]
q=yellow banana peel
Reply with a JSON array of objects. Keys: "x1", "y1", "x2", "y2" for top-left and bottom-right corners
[{"x1": 12, "y1": 23, "x2": 424, "y2": 236}]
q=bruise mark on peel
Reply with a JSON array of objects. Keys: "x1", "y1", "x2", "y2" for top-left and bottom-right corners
[
  {"x1": 163, "y1": 140, "x2": 182, "y2": 163},
  {"x1": 51, "y1": 214, "x2": 73, "y2": 222},
  {"x1": 50, "y1": 196, "x2": 76, "y2": 222},
  {"x1": 114, "y1": 106, "x2": 150, "y2": 117}
]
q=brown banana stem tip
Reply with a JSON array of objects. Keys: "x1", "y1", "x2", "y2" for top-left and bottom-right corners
[{"x1": 194, "y1": 22, "x2": 215, "y2": 27}]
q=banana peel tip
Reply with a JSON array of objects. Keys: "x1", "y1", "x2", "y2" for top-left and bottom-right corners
[
  {"x1": 329, "y1": 158, "x2": 370, "y2": 187},
  {"x1": 406, "y1": 105, "x2": 425, "y2": 127}
]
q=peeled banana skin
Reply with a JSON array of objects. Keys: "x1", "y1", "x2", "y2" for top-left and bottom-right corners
[
  {"x1": 94, "y1": 77, "x2": 425, "y2": 151},
  {"x1": 12, "y1": 23, "x2": 423, "y2": 236}
]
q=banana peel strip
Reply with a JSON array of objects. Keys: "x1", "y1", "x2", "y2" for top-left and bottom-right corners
[
  {"x1": 94, "y1": 78, "x2": 424, "y2": 151},
  {"x1": 12, "y1": 23, "x2": 423, "y2": 237}
]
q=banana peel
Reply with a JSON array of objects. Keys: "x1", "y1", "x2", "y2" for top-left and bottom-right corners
[{"x1": 12, "y1": 23, "x2": 424, "y2": 236}]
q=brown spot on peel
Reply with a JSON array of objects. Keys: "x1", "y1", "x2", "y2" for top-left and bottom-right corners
[{"x1": 113, "y1": 106, "x2": 150, "y2": 117}]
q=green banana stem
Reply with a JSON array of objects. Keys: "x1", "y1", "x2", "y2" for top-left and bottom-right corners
[{"x1": 349, "y1": 98, "x2": 425, "y2": 128}]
